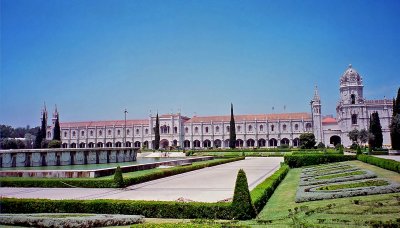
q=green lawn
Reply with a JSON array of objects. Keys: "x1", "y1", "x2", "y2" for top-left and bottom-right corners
[{"x1": 243, "y1": 161, "x2": 400, "y2": 227}]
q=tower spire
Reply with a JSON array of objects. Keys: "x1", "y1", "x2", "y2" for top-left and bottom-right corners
[{"x1": 313, "y1": 85, "x2": 320, "y2": 101}]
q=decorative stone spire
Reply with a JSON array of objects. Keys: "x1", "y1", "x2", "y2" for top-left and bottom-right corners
[
  {"x1": 313, "y1": 85, "x2": 320, "y2": 102},
  {"x1": 52, "y1": 104, "x2": 59, "y2": 126},
  {"x1": 41, "y1": 102, "x2": 48, "y2": 122}
]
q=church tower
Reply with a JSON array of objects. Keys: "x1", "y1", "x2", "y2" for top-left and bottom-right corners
[
  {"x1": 52, "y1": 105, "x2": 59, "y2": 126},
  {"x1": 41, "y1": 103, "x2": 48, "y2": 126},
  {"x1": 339, "y1": 64, "x2": 364, "y2": 105},
  {"x1": 312, "y1": 86, "x2": 323, "y2": 143}
]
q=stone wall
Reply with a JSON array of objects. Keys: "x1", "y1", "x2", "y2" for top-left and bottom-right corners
[{"x1": 0, "y1": 148, "x2": 138, "y2": 168}]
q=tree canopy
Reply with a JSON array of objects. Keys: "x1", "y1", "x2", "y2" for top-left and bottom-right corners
[
  {"x1": 229, "y1": 103, "x2": 236, "y2": 149},
  {"x1": 299, "y1": 133, "x2": 316, "y2": 149},
  {"x1": 369, "y1": 112, "x2": 383, "y2": 149},
  {"x1": 154, "y1": 113, "x2": 160, "y2": 150}
]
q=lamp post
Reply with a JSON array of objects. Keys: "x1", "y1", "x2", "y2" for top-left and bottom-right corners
[{"x1": 124, "y1": 109, "x2": 128, "y2": 147}]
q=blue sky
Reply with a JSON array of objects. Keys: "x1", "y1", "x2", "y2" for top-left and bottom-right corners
[{"x1": 1, "y1": 0, "x2": 399, "y2": 127}]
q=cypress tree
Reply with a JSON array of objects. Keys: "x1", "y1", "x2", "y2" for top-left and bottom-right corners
[
  {"x1": 39, "y1": 111, "x2": 47, "y2": 148},
  {"x1": 232, "y1": 169, "x2": 256, "y2": 219},
  {"x1": 391, "y1": 87, "x2": 400, "y2": 150},
  {"x1": 394, "y1": 88, "x2": 400, "y2": 115},
  {"x1": 114, "y1": 166, "x2": 124, "y2": 188},
  {"x1": 154, "y1": 113, "x2": 160, "y2": 150},
  {"x1": 34, "y1": 127, "x2": 42, "y2": 149},
  {"x1": 229, "y1": 103, "x2": 236, "y2": 149},
  {"x1": 369, "y1": 112, "x2": 383, "y2": 149},
  {"x1": 53, "y1": 115, "x2": 61, "y2": 141}
]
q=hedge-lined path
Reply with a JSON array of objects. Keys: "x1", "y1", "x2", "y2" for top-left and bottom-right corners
[{"x1": 0, "y1": 157, "x2": 283, "y2": 202}]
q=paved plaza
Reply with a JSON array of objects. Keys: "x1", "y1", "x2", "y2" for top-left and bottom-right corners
[{"x1": 0, "y1": 157, "x2": 283, "y2": 202}]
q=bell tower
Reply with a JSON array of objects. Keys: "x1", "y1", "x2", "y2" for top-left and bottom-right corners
[
  {"x1": 339, "y1": 64, "x2": 364, "y2": 105},
  {"x1": 311, "y1": 86, "x2": 323, "y2": 143}
]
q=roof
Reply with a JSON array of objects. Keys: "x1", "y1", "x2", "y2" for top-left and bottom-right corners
[
  {"x1": 186, "y1": 112, "x2": 311, "y2": 123},
  {"x1": 322, "y1": 117, "x2": 337, "y2": 124},
  {"x1": 60, "y1": 119, "x2": 148, "y2": 128}
]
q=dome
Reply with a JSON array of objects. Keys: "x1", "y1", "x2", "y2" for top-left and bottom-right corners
[{"x1": 340, "y1": 64, "x2": 362, "y2": 85}]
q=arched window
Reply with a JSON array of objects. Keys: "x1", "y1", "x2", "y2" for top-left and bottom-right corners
[
  {"x1": 64, "y1": 131, "x2": 67, "y2": 138},
  {"x1": 226, "y1": 126, "x2": 230, "y2": 132},
  {"x1": 117, "y1": 130, "x2": 120, "y2": 135},
  {"x1": 283, "y1": 124, "x2": 287, "y2": 131},
  {"x1": 136, "y1": 129, "x2": 139, "y2": 134},
  {"x1": 99, "y1": 130, "x2": 102, "y2": 136},
  {"x1": 174, "y1": 127, "x2": 178, "y2": 133},
  {"x1": 81, "y1": 131, "x2": 85, "y2": 137},
  {"x1": 248, "y1": 125, "x2": 252, "y2": 131},
  {"x1": 306, "y1": 123, "x2": 312, "y2": 131},
  {"x1": 185, "y1": 127, "x2": 188, "y2": 133},
  {"x1": 271, "y1": 125, "x2": 275, "y2": 131},
  {"x1": 127, "y1": 129, "x2": 130, "y2": 135},
  {"x1": 351, "y1": 94, "x2": 356, "y2": 104},
  {"x1": 167, "y1": 126, "x2": 170, "y2": 133},
  {"x1": 145, "y1": 128, "x2": 149, "y2": 134},
  {"x1": 237, "y1": 126, "x2": 241, "y2": 132},
  {"x1": 205, "y1": 127, "x2": 209, "y2": 133},
  {"x1": 215, "y1": 126, "x2": 220, "y2": 133},
  {"x1": 352, "y1": 114, "x2": 357, "y2": 125},
  {"x1": 295, "y1": 124, "x2": 299, "y2": 130},
  {"x1": 259, "y1": 125, "x2": 263, "y2": 131},
  {"x1": 108, "y1": 130, "x2": 112, "y2": 135},
  {"x1": 194, "y1": 127, "x2": 199, "y2": 133},
  {"x1": 90, "y1": 130, "x2": 93, "y2": 136},
  {"x1": 72, "y1": 131, "x2": 76, "y2": 137},
  {"x1": 47, "y1": 131, "x2": 51, "y2": 138}
]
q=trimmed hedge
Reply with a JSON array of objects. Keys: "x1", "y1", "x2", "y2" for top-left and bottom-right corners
[
  {"x1": 0, "y1": 157, "x2": 244, "y2": 188},
  {"x1": 250, "y1": 164, "x2": 289, "y2": 213},
  {"x1": 357, "y1": 155, "x2": 400, "y2": 173},
  {"x1": 231, "y1": 169, "x2": 256, "y2": 220},
  {"x1": 284, "y1": 154, "x2": 357, "y2": 168},
  {"x1": 0, "y1": 198, "x2": 232, "y2": 219}
]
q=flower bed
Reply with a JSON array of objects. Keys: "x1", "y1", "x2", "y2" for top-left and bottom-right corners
[{"x1": 295, "y1": 162, "x2": 400, "y2": 202}]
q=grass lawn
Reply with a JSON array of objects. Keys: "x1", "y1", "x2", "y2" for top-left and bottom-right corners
[
  {"x1": 193, "y1": 151, "x2": 291, "y2": 157},
  {"x1": 243, "y1": 161, "x2": 400, "y2": 227}
]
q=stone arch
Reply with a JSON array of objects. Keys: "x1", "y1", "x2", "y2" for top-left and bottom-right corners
[
  {"x1": 293, "y1": 138, "x2": 300, "y2": 147},
  {"x1": 193, "y1": 140, "x2": 201, "y2": 148},
  {"x1": 214, "y1": 139, "x2": 222, "y2": 148},
  {"x1": 281, "y1": 138, "x2": 290, "y2": 146},
  {"x1": 106, "y1": 142, "x2": 112, "y2": 147},
  {"x1": 97, "y1": 142, "x2": 103, "y2": 148},
  {"x1": 183, "y1": 140, "x2": 190, "y2": 148},
  {"x1": 79, "y1": 142, "x2": 86, "y2": 148},
  {"x1": 224, "y1": 139, "x2": 230, "y2": 147},
  {"x1": 62, "y1": 143, "x2": 68, "y2": 148},
  {"x1": 269, "y1": 138, "x2": 277, "y2": 147},
  {"x1": 258, "y1": 138, "x2": 266, "y2": 147},
  {"x1": 143, "y1": 141, "x2": 149, "y2": 149},
  {"x1": 125, "y1": 141, "x2": 132, "y2": 147},
  {"x1": 246, "y1": 138, "x2": 255, "y2": 147},
  {"x1": 160, "y1": 139, "x2": 169, "y2": 148},
  {"x1": 203, "y1": 139, "x2": 211, "y2": 148},
  {"x1": 88, "y1": 142, "x2": 95, "y2": 148},
  {"x1": 173, "y1": 140, "x2": 178, "y2": 146},
  {"x1": 330, "y1": 135, "x2": 341, "y2": 146},
  {"x1": 70, "y1": 143, "x2": 77, "y2": 148},
  {"x1": 115, "y1": 141, "x2": 122, "y2": 147},
  {"x1": 134, "y1": 141, "x2": 141, "y2": 148},
  {"x1": 236, "y1": 139, "x2": 244, "y2": 147}
]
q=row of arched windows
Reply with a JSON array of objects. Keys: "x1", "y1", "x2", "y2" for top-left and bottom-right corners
[{"x1": 183, "y1": 123, "x2": 309, "y2": 134}]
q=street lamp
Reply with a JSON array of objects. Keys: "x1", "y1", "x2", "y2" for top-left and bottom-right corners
[{"x1": 124, "y1": 109, "x2": 128, "y2": 147}]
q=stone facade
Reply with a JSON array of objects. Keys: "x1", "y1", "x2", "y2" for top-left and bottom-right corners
[{"x1": 44, "y1": 65, "x2": 393, "y2": 149}]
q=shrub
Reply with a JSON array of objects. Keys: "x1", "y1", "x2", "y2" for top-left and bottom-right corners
[
  {"x1": 350, "y1": 143, "x2": 358, "y2": 150},
  {"x1": 48, "y1": 140, "x2": 61, "y2": 148},
  {"x1": 231, "y1": 169, "x2": 256, "y2": 220},
  {"x1": 251, "y1": 165, "x2": 289, "y2": 213},
  {"x1": 357, "y1": 155, "x2": 400, "y2": 173},
  {"x1": 284, "y1": 154, "x2": 357, "y2": 168},
  {"x1": 41, "y1": 140, "x2": 49, "y2": 149},
  {"x1": 317, "y1": 142, "x2": 325, "y2": 149},
  {"x1": 0, "y1": 198, "x2": 232, "y2": 219},
  {"x1": 114, "y1": 166, "x2": 124, "y2": 188},
  {"x1": 356, "y1": 146, "x2": 362, "y2": 155}
]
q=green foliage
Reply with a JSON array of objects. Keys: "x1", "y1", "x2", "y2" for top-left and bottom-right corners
[
  {"x1": 0, "y1": 138, "x2": 25, "y2": 149},
  {"x1": 316, "y1": 179, "x2": 388, "y2": 191},
  {"x1": 40, "y1": 111, "x2": 47, "y2": 148},
  {"x1": 41, "y1": 139, "x2": 49, "y2": 149},
  {"x1": 114, "y1": 166, "x2": 124, "y2": 188},
  {"x1": 299, "y1": 133, "x2": 316, "y2": 149},
  {"x1": 347, "y1": 129, "x2": 359, "y2": 143},
  {"x1": 390, "y1": 114, "x2": 400, "y2": 150},
  {"x1": 229, "y1": 103, "x2": 236, "y2": 149},
  {"x1": 359, "y1": 129, "x2": 369, "y2": 145},
  {"x1": 34, "y1": 127, "x2": 43, "y2": 149},
  {"x1": 154, "y1": 113, "x2": 160, "y2": 150},
  {"x1": 48, "y1": 140, "x2": 61, "y2": 148},
  {"x1": 357, "y1": 155, "x2": 400, "y2": 173},
  {"x1": 356, "y1": 145, "x2": 362, "y2": 155},
  {"x1": 0, "y1": 198, "x2": 232, "y2": 219},
  {"x1": 231, "y1": 169, "x2": 256, "y2": 220},
  {"x1": 338, "y1": 144, "x2": 344, "y2": 154},
  {"x1": 394, "y1": 87, "x2": 400, "y2": 115},
  {"x1": 369, "y1": 112, "x2": 383, "y2": 149},
  {"x1": 53, "y1": 115, "x2": 61, "y2": 141},
  {"x1": 0, "y1": 124, "x2": 40, "y2": 139},
  {"x1": 316, "y1": 142, "x2": 325, "y2": 149},
  {"x1": 250, "y1": 165, "x2": 289, "y2": 213},
  {"x1": 284, "y1": 154, "x2": 357, "y2": 168},
  {"x1": 0, "y1": 157, "x2": 245, "y2": 188}
]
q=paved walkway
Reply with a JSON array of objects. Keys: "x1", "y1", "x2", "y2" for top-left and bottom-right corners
[{"x1": 0, "y1": 157, "x2": 283, "y2": 202}]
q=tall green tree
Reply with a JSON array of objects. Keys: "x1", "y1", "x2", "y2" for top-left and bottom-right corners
[
  {"x1": 231, "y1": 169, "x2": 256, "y2": 219},
  {"x1": 369, "y1": 112, "x2": 383, "y2": 149},
  {"x1": 359, "y1": 129, "x2": 369, "y2": 146},
  {"x1": 229, "y1": 103, "x2": 236, "y2": 149},
  {"x1": 347, "y1": 129, "x2": 359, "y2": 144},
  {"x1": 40, "y1": 111, "x2": 47, "y2": 148},
  {"x1": 53, "y1": 115, "x2": 61, "y2": 141},
  {"x1": 299, "y1": 133, "x2": 316, "y2": 149},
  {"x1": 391, "y1": 87, "x2": 400, "y2": 149},
  {"x1": 154, "y1": 113, "x2": 160, "y2": 150},
  {"x1": 34, "y1": 127, "x2": 42, "y2": 149}
]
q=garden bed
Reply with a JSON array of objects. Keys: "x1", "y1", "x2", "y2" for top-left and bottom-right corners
[{"x1": 296, "y1": 162, "x2": 400, "y2": 203}]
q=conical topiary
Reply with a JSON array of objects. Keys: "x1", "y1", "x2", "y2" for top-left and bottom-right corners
[
  {"x1": 114, "y1": 166, "x2": 124, "y2": 188},
  {"x1": 231, "y1": 169, "x2": 256, "y2": 220}
]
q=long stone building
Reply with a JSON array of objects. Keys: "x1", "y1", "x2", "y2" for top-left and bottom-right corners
[{"x1": 45, "y1": 65, "x2": 394, "y2": 149}]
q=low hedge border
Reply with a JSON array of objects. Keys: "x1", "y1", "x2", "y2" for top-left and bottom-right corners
[
  {"x1": 250, "y1": 164, "x2": 289, "y2": 213},
  {"x1": 284, "y1": 154, "x2": 357, "y2": 168},
  {"x1": 357, "y1": 155, "x2": 400, "y2": 173},
  {"x1": 0, "y1": 162, "x2": 290, "y2": 220},
  {"x1": 0, "y1": 157, "x2": 245, "y2": 188}
]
